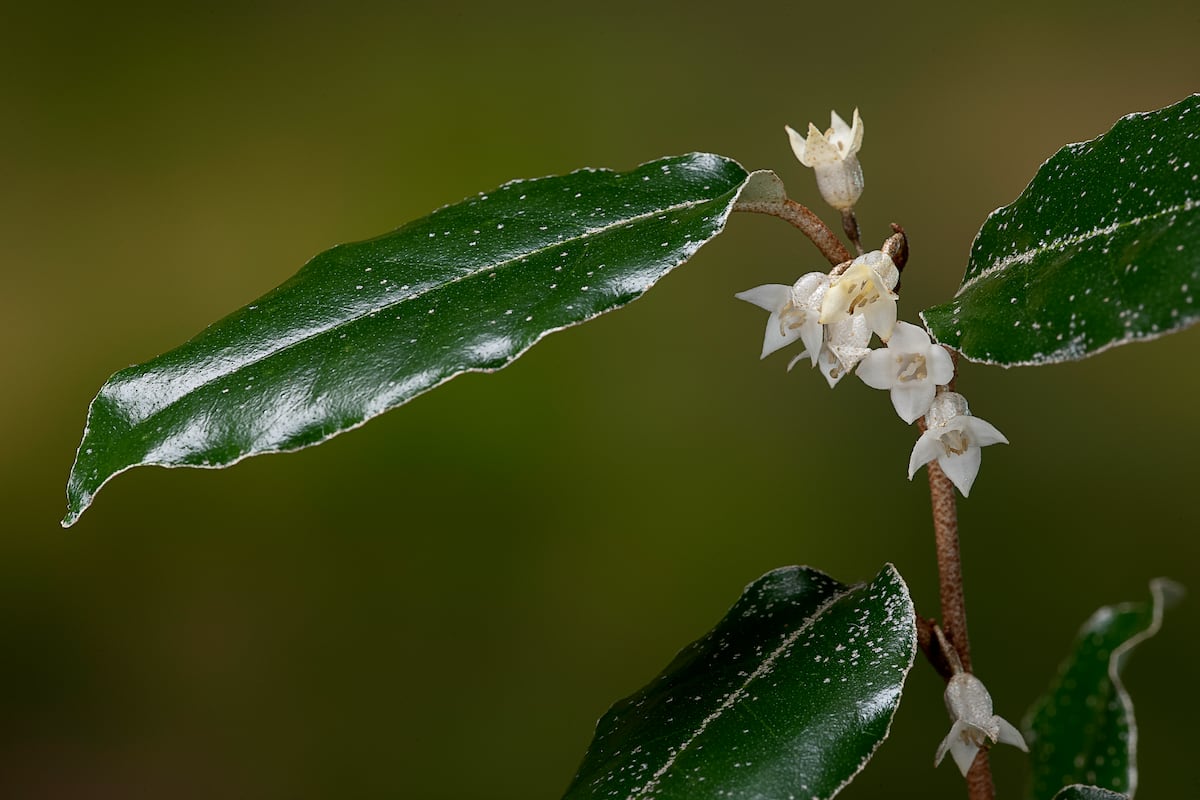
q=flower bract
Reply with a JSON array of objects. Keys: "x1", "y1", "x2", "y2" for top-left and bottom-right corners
[
  {"x1": 735, "y1": 273, "x2": 828, "y2": 361},
  {"x1": 935, "y1": 672, "x2": 1028, "y2": 776},
  {"x1": 785, "y1": 109, "x2": 864, "y2": 210},
  {"x1": 819, "y1": 250, "x2": 899, "y2": 339},
  {"x1": 857, "y1": 321, "x2": 955, "y2": 423},
  {"x1": 908, "y1": 392, "x2": 1008, "y2": 497}
]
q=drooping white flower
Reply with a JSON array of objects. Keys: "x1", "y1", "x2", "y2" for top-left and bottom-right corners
[
  {"x1": 785, "y1": 109, "x2": 865, "y2": 211},
  {"x1": 788, "y1": 312, "x2": 872, "y2": 388},
  {"x1": 819, "y1": 250, "x2": 899, "y2": 340},
  {"x1": 908, "y1": 392, "x2": 1008, "y2": 497},
  {"x1": 935, "y1": 672, "x2": 1028, "y2": 776},
  {"x1": 735, "y1": 272, "x2": 828, "y2": 360},
  {"x1": 857, "y1": 322, "x2": 956, "y2": 423}
]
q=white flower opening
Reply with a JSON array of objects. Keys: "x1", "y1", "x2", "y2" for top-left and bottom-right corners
[
  {"x1": 735, "y1": 272, "x2": 829, "y2": 361},
  {"x1": 935, "y1": 672, "x2": 1028, "y2": 776},
  {"x1": 819, "y1": 250, "x2": 899, "y2": 339},
  {"x1": 908, "y1": 392, "x2": 1008, "y2": 497},
  {"x1": 857, "y1": 322, "x2": 955, "y2": 423},
  {"x1": 790, "y1": 313, "x2": 872, "y2": 388},
  {"x1": 785, "y1": 109, "x2": 865, "y2": 211}
]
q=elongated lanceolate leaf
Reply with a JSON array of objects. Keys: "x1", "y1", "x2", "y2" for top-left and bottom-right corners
[
  {"x1": 64, "y1": 154, "x2": 768, "y2": 526},
  {"x1": 1053, "y1": 786, "x2": 1130, "y2": 800},
  {"x1": 563, "y1": 565, "x2": 916, "y2": 800},
  {"x1": 922, "y1": 94, "x2": 1200, "y2": 366},
  {"x1": 1024, "y1": 579, "x2": 1181, "y2": 800}
]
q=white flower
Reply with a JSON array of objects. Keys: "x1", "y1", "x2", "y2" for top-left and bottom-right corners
[
  {"x1": 785, "y1": 109, "x2": 864, "y2": 211},
  {"x1": 857, "y1": 322, "x2": 955, "y2": 423},
  {"x1": 819, "y1": 250, "x2": 900, "y2": 339},
  {"x1": 735, "y1": 272, "x2": 828, "y2": 360},
  {"x1": 935, "y1": 672, "x2": 1028, "y2": 776},
  {"x1": 788, "y1": 313, "x2": 872, "y2": 388},
  {"x1": 908, "y1": 392, "x2": 1008, "y2": 497}
]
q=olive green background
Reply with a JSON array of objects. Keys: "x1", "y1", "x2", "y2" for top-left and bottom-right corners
[{"x1": 2, "y1": 1, "x2": 1197, "y2": 797}]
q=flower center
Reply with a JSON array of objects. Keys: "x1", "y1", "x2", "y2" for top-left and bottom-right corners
[
  {"x1": 846, "y1": 280, "x2": 878, "y2": 314},
  {"x1": 895, "y1": 353, "x2": 928, "y2": 382},
  {"x1": 940, "y1": 429, "x2": 971, "y2": 456},
  {"x1": 778, "y1": 300, "x2": 808, "y2": 335}
]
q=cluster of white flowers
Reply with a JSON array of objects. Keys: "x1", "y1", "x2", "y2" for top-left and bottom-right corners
[{"x1": 737, "y1": 109, "x2": 1007, "y2": 497}]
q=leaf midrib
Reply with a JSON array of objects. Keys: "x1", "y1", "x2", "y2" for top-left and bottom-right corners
[
  {"x1": 629, "y1": 582, "x2": 856, "y2": 799},
  {"x1": 957, "y1": 197, "x2": 1197, "y2": 297},
  {"x1": 113, "y1": 192, "x2": 731, "y2": 424}
]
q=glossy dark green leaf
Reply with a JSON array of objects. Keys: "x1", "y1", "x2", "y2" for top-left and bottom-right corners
[
  {"x1": 563, "y1": 564, "x2": 916, "y2": 800},
  {"x1": 64, "y1": 154, "x2": 766, "y2": 526},
  {"x1": 1053, "y1": 786, "x2": 1129, "y2": 800},
  {"x1": 1024, "y1": 579, "x2": 1180, "y2": 800},
  {"x1": 922, "y1": 94, "x2": 1200, "y2": 366}
]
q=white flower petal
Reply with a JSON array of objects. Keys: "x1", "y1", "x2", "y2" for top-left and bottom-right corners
[
  {"x1": 994, "y1": 716, "x2": 1028, "y2": 752},
  {"x1": 758, "y1": 313, "x2": 800, "y2": 358},
  {"x1": 948, "y1": 736, "x2": 981, "y2": 776},
  {"x1": 792, "y1": 273, "x2": 829, "y2": 359},
  {"x1": 785, "y1": 125, "x2": 808, "y2": 165},
  {"x1": 892, "y1": 383, "x2": 937, "y2": 425},
  {"x1": 801, "y1": 122, "x2": 840, "y2": 166},
  {"x1": 816, "y1": 345, "x2": 846, "y2": 388},
  {"x1": 908, "y1": 430, "x2": 944, "y2": 479},
  {"x1": 939, "y1": 446, "x2": 983, "y2": 497},
  {"x1": 735, "y1": 284, "x2": 809, "y2": 359},
  {"x1": 935, "y1": 719, "x2": 967, "y2": 767},
  {"x1": 829, "y1": 110, "x2": 852, "y2": 146},
  {"x1": 849, "y1": 108, "x2": 864, "y2": 154},
  {"x1": 855, "y1": 348, "x2": 894, "y2": 390},
  {"x1": 786, "y1": 351, "x2": 811, "y2": 372},
  {"x1": 863, "y1": 294, "x2": 897, "y2": 339},
  {"x1": 887, "y1": 321, "x2": 930, "y2": 351},
  {"x1": 735, "y1": 284, "x2": 791, "y2": 313},
  {"x1": 964, "y1": 417, "x2": 1009, "y2": 448},
  {"x1": 928, "y1": 344, "x2": 956, "y2": 386}
]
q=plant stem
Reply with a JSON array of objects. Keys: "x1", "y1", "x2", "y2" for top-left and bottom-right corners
[
  {"x1": 923, "y1": 351, "x2": 994, "y2": 800},
  {"x1": 926, "y1": 456, "x2": 996, "y2": 800},
  {"x1": 926, "y1": 457, "x2": 972, "y2": 671},
  {"x1": 841, "y1": 209, "x2": 865, "y2": 255},
  {"x1": 732, "y1": 197, "x2": 851, "y2": 266}
]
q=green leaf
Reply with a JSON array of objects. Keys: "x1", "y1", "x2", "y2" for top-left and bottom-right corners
[
  {"x1": 922, "y1": 94, "x2": 1200, "y2": 366},
  {"x1": 563, "y1": 564, "x2": 916, "y2": 800},
  {"x1": 1024, "y1": 579, "x2": 1181, "y2": 800},
  {"x1": 64, "y1": 154, "x2": 765, "y2": 526},
  {"x1": 1053, "y1": 786, "x2": 1130, "y2": 800}
]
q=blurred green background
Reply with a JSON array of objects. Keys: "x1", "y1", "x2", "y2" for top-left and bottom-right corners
[{"x1": 2, "y1": 1, "x2": 1197, "y2": 797}]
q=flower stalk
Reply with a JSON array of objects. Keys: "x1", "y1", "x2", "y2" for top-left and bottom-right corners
[{"x1": 732, "y1": 196, "x2": 851, "y2": 266}]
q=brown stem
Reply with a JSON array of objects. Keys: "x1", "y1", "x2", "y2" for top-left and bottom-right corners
[
  {"x1": 927, "y1": 457, "x2": 995, "y2": 800},
  {"x1": 841, "y1": 209, "x2": 865, "y2": 255},
  {"x1": 926, "y1": 456, "x2": 972, "y2": 672},
  {"x1": 921, "y1": 351, "x2": 992, "y2": 800},
  {"x1": 916, "y1": 616, "x2": 955, "y2": 681},
  {"x1": 732, "y1": 197, "x2": 851, "y2": 266},
  {"x1": 967, "y1": 753, "x2": 995, "y2": 800}
]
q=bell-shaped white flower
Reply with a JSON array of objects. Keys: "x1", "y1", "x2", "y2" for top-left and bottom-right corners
[
  {"x1": 857, "y1": 322, "x2": 956, "y2": 423},
  {"x1": 788, "y1": 312, "x2": 872, "y2": 388},
  {"x1": 735, "y1": 272, "x2": 828, "y2": 360},
  {"x1": 819, "y1": 250, "x2": 899, "y2": 340},
  {"x1": 908, "y1": 392, "x2": 1008, "y2": 497},
  {"x1": 785, "y1": 109, "x2": 865, "y2": 211},
  {"x1": 935, "y1": 672, "x2": 1029, "y2": 776}
]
